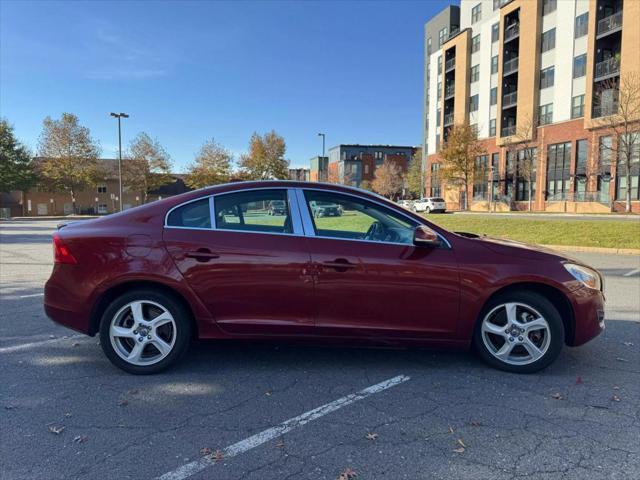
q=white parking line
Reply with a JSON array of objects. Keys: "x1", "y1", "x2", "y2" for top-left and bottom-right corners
[
  {"x1": 0, "y1": 335, "x2": 84, "y2": 354},
  {"x1": 623, "y1": 268, "x2": 640, "y2": 277},
  {"x1": 19, "y1": 293, "x2": 44, "y2": 298},
  {"x1": 157, "y1": 374, "x2": 411, "y2": 480}
]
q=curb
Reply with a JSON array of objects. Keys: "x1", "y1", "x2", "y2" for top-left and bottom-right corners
[{"x1": 544, "y1": 244, "x2": 640, "y2": 256}]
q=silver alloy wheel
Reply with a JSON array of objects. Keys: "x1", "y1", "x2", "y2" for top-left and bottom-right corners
[
  {"x1": 481, "y1": 302, "x2": 551, "y2": 366},
  {"x1": 109, "y1": 300, "x2": 176, "y2": 366}
]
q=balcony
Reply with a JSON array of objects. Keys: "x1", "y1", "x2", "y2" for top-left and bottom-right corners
[
  {"x1": 444, "y1": 113, "x2": 454, "y2": 126},
  {"x1": 597, "y1": 11, "x2": 623, "y2": 38},
  {"x1": 594, "y1": 57, "x2": 620, "y2": 81},
  {"x1": 445, "y1": 58, "x2": 456, "y2": 72},
  {"x1": 444, "y1": 85, "x2": 455, "y2": 99},
  {"x1": 503, "y1": 57, "x2": 519, "y2": 76},
  {"x1": 502, "y1": 125, "x2": 516, "y2": 137},
  {"x1": 504, "y1": 24, "x2": 519, "y2": 43},
  {"x1": 502, "y1": 91, "x2": 518, "y2": 108},
  {"x1": 592, "y1": 101, "x2": 619, "y2": 118}
]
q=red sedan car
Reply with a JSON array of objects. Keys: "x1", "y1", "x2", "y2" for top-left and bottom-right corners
[{"x1": 45, "y1": 181, "x2": 605, "y2": 374}]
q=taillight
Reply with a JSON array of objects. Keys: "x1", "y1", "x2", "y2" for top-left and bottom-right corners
[{"x1": 53, "y1": 233, "x2": 77, "y2": 264}]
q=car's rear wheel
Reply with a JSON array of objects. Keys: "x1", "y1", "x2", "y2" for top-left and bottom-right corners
[
  {"x1": 425, "y1": 207, "x2": 431, "y2": 214},
  {"x1": 99, "y1": 290, "x2": 192, "y2": 374},
  {"x1": 473, "y1": 291, "x2": 564, "y2": 373}
]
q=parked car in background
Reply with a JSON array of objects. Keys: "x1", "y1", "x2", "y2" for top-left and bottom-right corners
[
  {"x1": 413, "y1": 197, "x2": 446, "y2": 213},
  {"x1": 310, "y1": 200, "x2": 342, "y2": 218},
  {"x1": 398, "y1": 199, "x2": 414, "y2": 210},
  {"x1": 45, "y1": 181, "x2": 605, "y2": 375},
  {"x1": 268, "y1": 200, "x2": 287, "y2": 216}
]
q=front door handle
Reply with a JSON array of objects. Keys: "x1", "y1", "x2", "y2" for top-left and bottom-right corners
[
  {"x1": 185, "y1": 248, "x2": 220, "y2": 262},
  {"x1": 321, "y1": 258, "x2": 356, "y2": 272}
]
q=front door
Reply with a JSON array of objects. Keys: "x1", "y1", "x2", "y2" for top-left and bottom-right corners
[
  {"x1": 163, "y1": 189, "x2": 314, "y2": 335},
  {"x1": 299, "y1": 189, "x2": 460, "y2": 339}
]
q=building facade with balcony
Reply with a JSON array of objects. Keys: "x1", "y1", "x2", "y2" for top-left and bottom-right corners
[{"x1": 423, "y1": 0, "x2": 640, "y2": 212}]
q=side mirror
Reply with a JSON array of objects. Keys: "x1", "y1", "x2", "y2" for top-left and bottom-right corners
[{"x1": 413, "y1": 225, "x2": 440, "y2": 247}]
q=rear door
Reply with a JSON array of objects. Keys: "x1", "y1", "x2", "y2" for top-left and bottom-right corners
[{"x1": 163, "y1": 189, "x2": 315, "y2": 335}]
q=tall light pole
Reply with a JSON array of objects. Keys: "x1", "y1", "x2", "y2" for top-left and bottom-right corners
[
  {"x1": 110, "y1": 112, "x2": 129, "y2": 211},
  {"x1": 317, "y1": 132, "x2": 326, "y2": 159}
]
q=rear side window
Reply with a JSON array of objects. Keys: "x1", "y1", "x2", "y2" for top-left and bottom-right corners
[
  {"x1": 166, "y1": 198, "x2": 211, "y2": 229},
  {"x1": 214, "y1": 189, "x2": 292, "y2": 234}
]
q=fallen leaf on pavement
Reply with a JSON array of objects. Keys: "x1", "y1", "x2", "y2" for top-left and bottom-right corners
[
  {"x1": 207, "y1": 450, "x2": 225, "y2": 462},
  {"x1": 48, "y1": 425, "x2": 65, "y2": 435},
  {"x1": 575, "y1": 376, "x2": 583, "y2": 385},
  {"x1": 275, "y1": 439, "x2": 285, "y2": 448},
  {"x1": 611, "y1": 395, "x2": 621, "y2": 402},
  {"x1": 118, "y1": 400, "x2": 129, "y2": 407},
  {"x1": 551, "y1": 393, "x2": 563, "y2": 400},
  {"x1": 457, "y1": 439, "x2": 467, "y2": 448},
  {"x1": 615, "y1": 358, "x2": 628, "y2": 363},
  {"x1": 265, "y1": 390, "x2": 272, "y2": 396},
  {"x1": 366, "y1": 432, "x2": 378, "y2": 440},
  {"x1": 200, "y1": 447, "x2": 212, "y2": 456},
  {"x1": 470, "y1": 421, "x2": 481, "y2": 427},
  {"x1": 448, "y1": 426, "x2": 454, "y2": 434},
  {"x1": 73, "y1": 435, "x2": 88, "y2": 444},
  {"x1": 453, "y1": 447, "x2": 465, "y2": 453},
  {"x1": 337, "y1": 467, "x2": 358, "y2": 480},
  {"x1": 622, "y1": 342, "x2": 634, "y2": 347}
]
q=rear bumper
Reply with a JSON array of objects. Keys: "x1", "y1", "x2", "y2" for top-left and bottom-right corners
[
  {"x1": 568, "y1": 286, "x2": 605, "y2": 346},
  {"x1": 44, "y1": 267, "x2": 93, "y2": 335}
]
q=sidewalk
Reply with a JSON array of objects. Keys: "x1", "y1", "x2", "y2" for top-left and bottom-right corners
[{"x1": 450, "y1": 211, "x2": 640, "y2": 221}]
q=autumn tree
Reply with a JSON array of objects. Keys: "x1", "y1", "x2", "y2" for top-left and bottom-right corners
[
  {"x1": 0, "y1": 119, "x2": 35, "y2": 197},
  {"x1": 37, "y1": 113, "x2": 101, "y2": 213},
  {"x1": 372, "y1": 159, "x2": 404, "y2": 200},
  {"x1": 186, "y1": 139, "x2": 233, "y2": 189},
  {"x1": 439, "y1": 124, "x2": 485, "y2": 210},
  {"x1": 406, "y1": 147, "x2": 423, "y2": 198},
  {"x1": 594, "y1": 73, "x2": 640, "y2": 212},
  {"x1": 504, "y1": 115, "x2": 538, "y2": 211},
  {"x1": 124, "y1": 132, "x2": 172, "y2": 203},
  {"x1": 239, "y1": 131, "x2": 289, "y2": 180}
]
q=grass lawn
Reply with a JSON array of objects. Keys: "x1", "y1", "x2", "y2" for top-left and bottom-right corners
[{"x1": 423, "y1": 215, "x2": 640, "y2": 250}]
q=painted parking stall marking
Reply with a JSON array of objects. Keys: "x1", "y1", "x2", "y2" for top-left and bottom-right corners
[
  {"x1": 0, "y1": 334, "x2": 85, "y2": 354},
  {"x1": 623, "y1": 268, "x2": 640, "y2": 277},
  {"x1": 157, "y1": 374, "x2": 411, "y2": 480}
]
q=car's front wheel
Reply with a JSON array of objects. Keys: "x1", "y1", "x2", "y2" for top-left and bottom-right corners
[
  {"x1": 473, "y1": 290, "x2": 564, "y2": 373},
  {"x1": 99, "y1": 290, "x2": 192, "y2": 374}
]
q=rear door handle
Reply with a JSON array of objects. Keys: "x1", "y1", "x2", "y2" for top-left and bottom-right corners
[
  {"x1": 185, "y1": 248, "x2": 220, "y2": 262},
  {"x1": 321, "y1": 258, "x2": 356, "y2": 271}
]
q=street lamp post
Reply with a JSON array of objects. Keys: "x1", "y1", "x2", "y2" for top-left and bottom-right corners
[
  {"x1": 317, "y1": 132, "x2": 326, "y2": 159},
  {"x1": 110, "y1": 112, "x2": 129, "y2": 211}
]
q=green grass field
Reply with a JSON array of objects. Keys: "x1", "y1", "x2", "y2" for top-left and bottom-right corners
[{"x1": 423, "y1": 215, "x2": 640, "y2": 250}]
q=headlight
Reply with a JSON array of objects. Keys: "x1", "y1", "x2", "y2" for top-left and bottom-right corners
[{"x1": 564, "y1": 263, "x2": 602, "y2": 290}]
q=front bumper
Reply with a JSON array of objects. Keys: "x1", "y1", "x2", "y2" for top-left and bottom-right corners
[{"x1": 568, "y1": 285, "x2": 605, "y2": 346}]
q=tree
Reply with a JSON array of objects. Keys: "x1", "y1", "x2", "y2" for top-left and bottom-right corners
[
  {"x1": 406, "y1": 147, "x2": 423, "y2": 198},
  {"x1": 238, "y1": 131, "x2": 289, "y2": 180},
  {"x1": 594, "y1": 73, "x2": 640, "y2": 213},
  {"x1": 124, "y1": 132, "x2": 172, "y2": 203},
  {"x1": 0, "y1": 119, "x2": 35, "y2": 196},
  {"x1": 186, "y1": 139, "x2": 233, "y2": 189},
  {"x1": 37, "y1": 113, "x2": 101, "y2": 213},
  {"x1": 504, "y1": 115, "x2": 538, "y2": 211},
  {"x1": 439, "y1": 124, "x2": 485, "y2": 210},
  {"x1": 359, "y1": 179, "x2": 372, "y2": 191},
  {"x1": 372, "y1": 159, "x2": 404, "y2": 199}
]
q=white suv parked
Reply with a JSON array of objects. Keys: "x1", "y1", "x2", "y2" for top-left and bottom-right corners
[{"x1": 412, "y1": 197, "x2": 446, "y2": 213}]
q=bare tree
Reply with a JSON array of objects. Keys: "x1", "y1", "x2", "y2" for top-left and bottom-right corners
[
  {"x1": 124, "y1": 132, "x2": 172, "y2": 203},
  {"x1": 593, "y1": 73, "x2": 640, "y2": 212},
  {"x1": 439, "y1": 124, "x2": 485, "y2": 210},
  {"x1": 372, "y1": 159, "x2": 404, "y2": 200},
  {"x1": 504, "y1": 115, "x2": 538, "y2": 211},
  {"x1": 186, "y1": 139, "x2": 233, "y2": 189},
  {"x1": 37, "y1": 113, "x2": 101, "y2": 214}
]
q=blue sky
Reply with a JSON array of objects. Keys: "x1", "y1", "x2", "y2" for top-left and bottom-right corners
[{"x1": 1, "y1": 0, "x2": 445, "y2": 171}]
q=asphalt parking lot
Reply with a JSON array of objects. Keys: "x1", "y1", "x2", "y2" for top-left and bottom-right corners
[{"x1": 1, "y1": 220, "x2": 639, "y2": 480}]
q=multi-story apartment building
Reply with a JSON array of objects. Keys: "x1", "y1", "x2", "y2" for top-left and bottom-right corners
[
  {"x1": 288, "y1": 168, "x2": 311, "y2": 181},
  {"x1": 423, "y1": 0, "x2": 639, "y2": 212},
  {"x1": 309, "y1": 156, "x2": 329, "y2": 182},
  {"x1": 322, "y1": 144, "x2": 417, "y2": 187}
]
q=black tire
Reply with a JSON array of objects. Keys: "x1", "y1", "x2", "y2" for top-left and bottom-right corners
[
  {"x1": 473, "y1": 290, "x2": 564, "y2": 373},
  {"x1": 425, "y1": 207, "x2": 431, "y2": 214},
  {"x1": 99, "y1": 289, "x2": 192, "y2": 374}
]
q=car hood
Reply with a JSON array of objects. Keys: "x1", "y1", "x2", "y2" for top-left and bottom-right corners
[{"x1": 454, "y1": 231, "x2": 581, "y2": 262}]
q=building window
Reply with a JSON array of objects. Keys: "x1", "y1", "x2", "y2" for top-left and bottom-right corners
[
  {"x1": 540, "y1": 66, "x2": 555, "y2": 89},
  {"x1": 616, "y1": 134, "x2": 640, "y2": 201},
  {"x1": 542, "y1": 0, "x2": 557, "y2": 15},
  {"x1": 546, "y1": 142, "x2": 571, "y2": 200},
  {"x1": 492, "y1": 23, "x2": 499, "y2": 43},
  {"x1": 430, "y1": 163, "x2": 441, "y2": 196},
  {"x1": 575, "y1": 12, "x2": 588, "y2": 38},
  {"x1": 97, "y1": 204, "x2": 108, "y2": 214},
  {"x1": 437, "y1": 81, "x2": 442, "y2": 100},
  {"x1": 473, "y1": 155, "x2": 489, "y2": 199},
  {"x1": 471, "y1": 3, "x2": 482, "y2": 23},
  {"x1": 426, "y1": 37, "x2": 432, "y2": 55},
  {"x1": 515, "y1": 148, "x2": 537, "y2": 201},
  {"x1": 539, "y1": 103, "x2": 553, "y2": 125},
  {"x1": 597, "y1": 136, "x2": 612, "y2": 201},
  {"x1": 490, "y1": 87, "x2": 498, "y2": 106},
  {"x1": 571, "y1": 94, "x2": 585, "y2": 119},
  {"x1": 491, "y1": 55, "x2": 499, "y2": 74},
  {"x1": 470, "y1": 65, "x2": 480, "y2": 83},
  {"x1": 470, "y1": 124, "x2": 478, "y2": 135},
  {"x1": 469, "y1": 95, "x2": 479, "y2": 112},
  {"x1": 489, "y1": 119, "x2": 497, "y2": 137},
  {"x1": 490, "y1": 152, "x2": 500, "y2": 198},
  {"x1": 437, "y1": 55, "x2": 442, "y2": 75},
  {"x1": 436, "y1": 109, "x2": 441, "y2": 127},
  {"x1": 574, "y1": 140, "x2": 588, "y2": 200},
  {"x1": 438, "y1": 27, "x2": 448, "y2": 47},
  {"x1": 541, "y1": 28, "x2": 556, "y2": 53},
  {"x1": 492, "y1": 0, "x2": 500, "y2": 11},
  {"x1": 573, "y1": 54, "x2": 587, "y2": 78},
  {"x1": 471, "y1": 34, "x2": 480, "y2": 54},
  {"x1": 97, "y1": 184, "x2": 107, "y2": 193}
]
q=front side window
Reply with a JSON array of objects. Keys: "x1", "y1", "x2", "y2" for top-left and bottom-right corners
[
  {"x1": 214, "y1": 189, "x2": 292, "y2": 234},
  {"x1": 303, "y1": 190, "x2": 417, "y2": 245},
  {"x1": 167, "y1": 198, "x2": 211, "y2": 229}
]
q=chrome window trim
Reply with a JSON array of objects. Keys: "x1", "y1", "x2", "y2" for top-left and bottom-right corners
[
  {"x1": 164, "y1": 195, "x2": 214, "y2": 230},
  {"x1": 299, "y1": 187, "x2": 452, "y2": 249},
  {"x1": 286, "y1": 189, "x2": 305, "y2": 235},
  {"x1": 209, "y1": 196, "x2": 216, "y2": 229}
]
